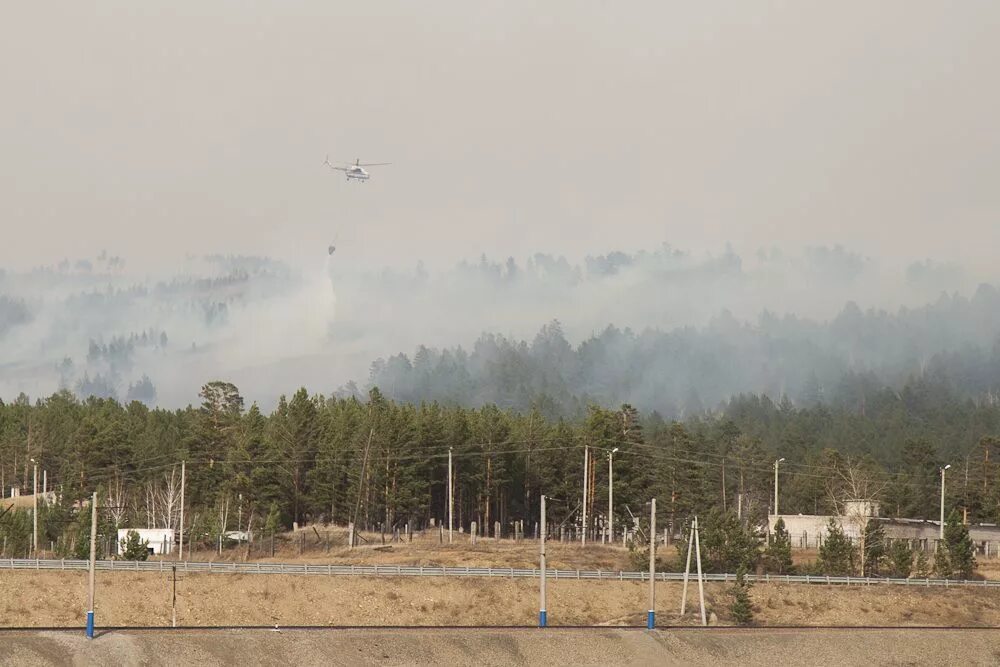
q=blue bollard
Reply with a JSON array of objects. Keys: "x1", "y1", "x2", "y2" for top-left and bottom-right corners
[
  {"x1": 86, "y1": 611, "x2": 95, "y2": 639},
  {"x1": 539, "y1": 610, "x2": 547, "y2": 627},
  {"x1": 647, "y1": 610, "x2": 655, "y2": 630}
]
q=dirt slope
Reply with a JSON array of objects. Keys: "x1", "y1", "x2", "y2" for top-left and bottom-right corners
[{"x1": 3, "y1": 628, "x2": 1000, "y2": 667}]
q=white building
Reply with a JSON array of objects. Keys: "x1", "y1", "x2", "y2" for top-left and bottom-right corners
[{"x1": 117, "y1": 528, "x2": 174, "y2": 556}]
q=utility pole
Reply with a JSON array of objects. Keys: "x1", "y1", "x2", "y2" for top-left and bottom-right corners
[
  {"x1": 721, "y1": 458, "x2": 726, "y2": 512},
  {"x1": 448, "y1": 447, "x2": 454, "y2": 544},
  {"x1": 680, "y1": 519, "x2": 694, "y2": 615},
  {"x1": 581, "y1": 446, "x2": 588, "y2": 545},
  {"x1": 647, "y1": 498, "x2": 656, "y2": 630},
  {"x1": 86, "y1": 491, "x2": 97, "y2": 639},
  {"x1": 694, "y1": 516, "x2": 706, "y2": 626},
  {"x1": 773, "y1": 458, "x2": 785, "y2": 517},
  {"x1": 171, "y1": 564, "x2": 178, "y2": 628},
  {"x1": 539, "y1": 494, "x2": 547, "y2": 627},
  {"x1": 178, "y1": 460, "x2": 186, "y2": 561},
  {"x1": 608, "y1": 448, "x2": 618, "y2": 544},
  {"x1": 940, "y1": 464, "x2": 951, "y2": 541},
  {"x1": 31, "y1": 459, "x2": 37, "y2": 557}
]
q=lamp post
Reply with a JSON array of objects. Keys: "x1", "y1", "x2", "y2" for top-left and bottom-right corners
[
  {"x1": 448, "y1": 447, "x2": 453, "y2": 544},
  {"x1": 31, "y1": 458, "x2": 38, "y2": 557},
  {"x1": 648, "y1": 498, "x2": 656, "y2": 630},
  {"x1": 582, "y1": 446, "x2": 588, "y2": 545},
  {"x1": 940, "y1": 464, "x2": 951, "y2": 541},
  {"x1": 773, "y1": 458, "x2": 785, "y2": 517},
  {"x1": 608, "y1": 448, "x2": 618, "y2": 543},
  {"x1": 539, "y1": 494, "x2": 547, "y2": 627}
]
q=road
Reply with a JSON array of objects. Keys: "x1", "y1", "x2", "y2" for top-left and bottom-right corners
[{"x1": 2, "y1": 627, "x2": 1000, "y2": 666}]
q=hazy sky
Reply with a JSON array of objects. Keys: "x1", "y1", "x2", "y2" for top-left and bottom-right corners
[{"x1": 3, "y1": 1, "x2": 999, "y2": 272}]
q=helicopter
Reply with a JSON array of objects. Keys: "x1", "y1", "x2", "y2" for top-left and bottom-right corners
[{"x1": 323, "y1": 156, "x2": 390, "y2": 182}]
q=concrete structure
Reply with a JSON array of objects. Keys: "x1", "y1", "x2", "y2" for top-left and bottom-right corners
[
  {"x1": 116, "y1": 528, "x2": 174, "y2": 556},
  {"x1": 770, "y1": 513, "x2": 1000, "y2": 556},
  {"x1": 2, "y1": 490, "x2": 57, "y2": 509}
]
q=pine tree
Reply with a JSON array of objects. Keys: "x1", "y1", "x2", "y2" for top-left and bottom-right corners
[
  {"x1": 689, "y1": 508, "x2": 761, "y2": 573},
  {"x1": 887, "y1": 540, "x2": 913, "y2": 578},
  {"x1": 729, "y1": 565, "x2": 754, "y2": 625},
  {"x1": 862, "y1": 519, "x2": 886, "y2": 576},
  {"x1": 914, "y1": 549, "x2": 932, "y2": 578},
  {"x1": 120, "y1": 530, "x2": 150, "y2": 561},
  {"x1": 70, "y1": 504, "x2": 110, "y2": 560},
  {"x1": 941, "y1": 511, "x2": 976, "y2": 579},
  {"x1": 264, "y1": 502, "x2": 281, "y2": 535},
  {"x1": 0, "y1": 508, "x2": 32, "y2": 558},
  {"x1": 764, "y1": 517, "x2": 794, "y2": 574},
  {"x1": 818, "y1": 518, "x2": 855, "y2": 575},
  {"x1": 933, "y1": 542, "x2": 952, "y2": 578}
]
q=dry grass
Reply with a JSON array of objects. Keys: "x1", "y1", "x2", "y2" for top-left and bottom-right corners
[
  {"x1": 180, "y1": 528, "x2": 635, "y2": 572},
  {"x1": 2, "y1": 569, "x2": 1000, "y2": 629}
]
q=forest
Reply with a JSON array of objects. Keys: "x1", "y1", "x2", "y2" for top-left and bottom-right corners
[
  {"x1": 1, "y1": 373, "x2": 998, "y2": 569},
  {"x1": 0, "y1": 244, "x2": 994, "y2": 411},
  {"x1": 2, "y1": 246, "x2": 1000, "y2": 577}
]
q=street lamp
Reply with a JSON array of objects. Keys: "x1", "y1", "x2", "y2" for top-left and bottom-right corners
[
  {"x1": 773, "y1": 458, "x2": 785, "y2": 517},
  {"x1": 608, "y1": 448, "x2": 618, "y2": 543},
  {"x1": 30, "y1": 458, "x2": 37, "y2": 556},
  {"x1": 940, "y1": 464, "x2": 951, "y2": 541},
  {"x1": 448, "y1": 447, "x2": 454, "y2": 544}
]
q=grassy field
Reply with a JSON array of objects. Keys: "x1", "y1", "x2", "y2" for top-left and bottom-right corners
[{"x1": 180, "y1": 528, "x2": 1000, "y2": 580}]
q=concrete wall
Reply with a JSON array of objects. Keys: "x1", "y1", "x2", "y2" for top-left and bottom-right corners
[
  {"x1": 116, "y1": 528, "x2": 174, "y2": 555},
  {"x1": 770, "y1": 514, "x2": 1000, "y2": 556}
]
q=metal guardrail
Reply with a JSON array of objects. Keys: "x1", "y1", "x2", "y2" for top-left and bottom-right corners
[{"x1": 2, "y1": 558, "x2": 998, "y2": 589}]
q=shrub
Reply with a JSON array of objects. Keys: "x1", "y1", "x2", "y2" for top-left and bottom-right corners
[
  {"x1": 120, "y1": 530, "x2": 150, "y2": 561},
  {"x1": 887, "y1": 540, "x2": 913, "y2": 578},
  {"x1": 763, "y1": 518, "x2": 794, "y2": 574},
  {"x1": 729, "y1": 565, "x2": 754, "y2": 625},
  {"x1": 817, "y1": 518, "x2": 855, "y2": 576}
]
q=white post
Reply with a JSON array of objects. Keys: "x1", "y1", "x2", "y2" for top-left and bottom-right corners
[
  {"x1": 32, "y1": 461, "x2": 38, "y2": 556},
  {"x1": 448, "y1": 447, "x2": 454, "y2": 544},
  {"x1": 43, "y1": 469, "x2": 47, "y2": 496},
  {"x1": 178, "y1": 460, "x2": 186, "y2": 561},
  {"x1": 86, "y1": 491, "x2": 97, "y2": 638},
  {"x1": 940, "y1": 464, "x2": 950, "y2": 541},
  {"x1": 539, "y1": 495, "x2": 547, "y2": 627},
  {"x1": 582, "y1": 446, "x2": 588, "y2": 545},
  {"x1": 171, "y1": 564, "x2": 177, "y2": 628},
  {"x1": 647, "y1": 498, "x2": 656, "y2": 629},
  {"x1": 608, "y1": 449, "x2": 617, "y2": 544},
  {"x1": 773, "y1": 458, "x2": 785, "y2": 518},
  {"x1": 694, "y1": 516, "x2": 706, "y2": 626},
  {"x1": 680, "y1": 520, "x2": 695, "y2": 615}
]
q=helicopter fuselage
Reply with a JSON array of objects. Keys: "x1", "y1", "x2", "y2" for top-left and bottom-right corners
[{"x1": 345, "y1": 167, "x2": 369, "y2": 181}]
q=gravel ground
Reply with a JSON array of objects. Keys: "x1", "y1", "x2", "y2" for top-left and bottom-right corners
[{"x1": 2, "y1": 628, "x2": 1000, "y2": 666}]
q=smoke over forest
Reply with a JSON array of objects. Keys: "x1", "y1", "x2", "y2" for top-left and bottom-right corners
[{"x1": 1, "y1": 243, "x2": 998, "y2": 416}]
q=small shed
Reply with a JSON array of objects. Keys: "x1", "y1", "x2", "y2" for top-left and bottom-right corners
[{"x1": 117, "y1": 528, "x2": 174, "y2": 556}]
